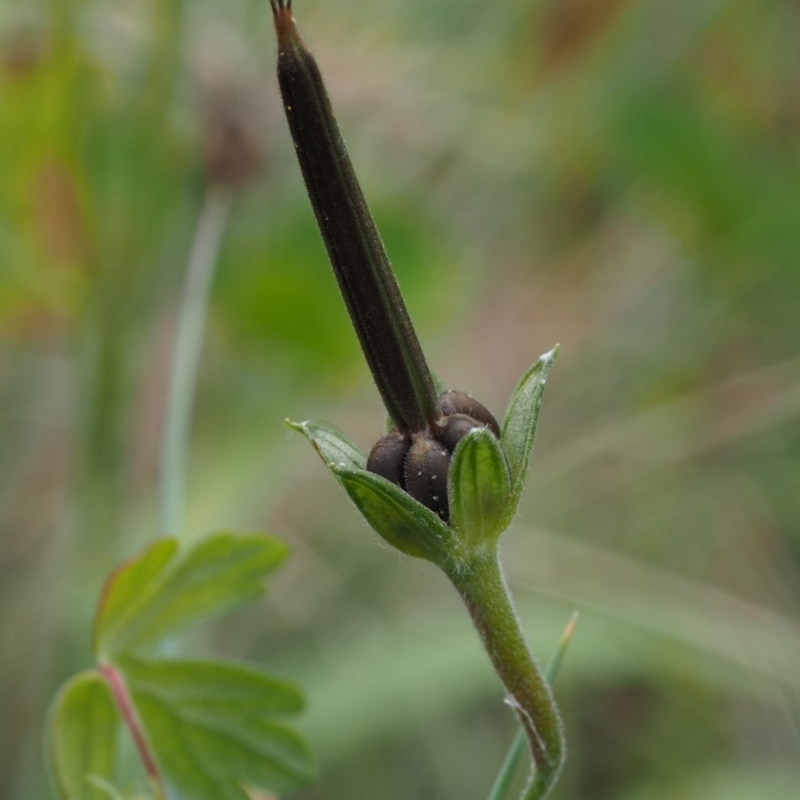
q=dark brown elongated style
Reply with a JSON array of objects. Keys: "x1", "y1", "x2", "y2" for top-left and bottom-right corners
[
  {"x1": 269, "y1": 0, "x2": 501, "y2": 520},
  {"x1": 269, "y1": 0, "x2": 440, "y2": 434}
]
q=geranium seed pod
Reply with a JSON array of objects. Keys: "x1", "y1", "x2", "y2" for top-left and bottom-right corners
[
  {"x1": 366, "y1": 430, "x2": 409, "y2": 488},
  {"x1": 438, "y1": 390, "x2": 501, "y2": 437},
  {"x1": 404, "y1": 436, "x2": 451, "y2": 521},
  {"x1": 366, "y1": 389, "x2": 501, "y2": 522},
  {"x1": 434, "y1": 413, "x2": 480, "y2": 452}
]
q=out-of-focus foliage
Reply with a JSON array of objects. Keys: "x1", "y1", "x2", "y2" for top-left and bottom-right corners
[
  {"x1": 47, "y1": 532, "x2": 311, "y2": 800},
  {"x1": 47, "y1": 532, "x2": 312, "y2": 800},
  {"x1": 1, "y1": 1, "x2": 798, "y2": 799}
]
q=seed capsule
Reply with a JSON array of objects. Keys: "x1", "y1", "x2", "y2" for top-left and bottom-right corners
[
  {"x1": 269, "y1": 2, "x2": 503, "y2": 522},
  {"x1": 439, "y1": 391, "x2": 501, "y2": 437},
  {"x1": 366, "y1": 430, "x2": 408, "y2": 486},
  {"x1": 434, "y1": 413, "x2": 481, "y2": 452},
  {"x1": 367, "y1": 391, "x2": 500, "y2": 521},
  {"x1": 404, "y1": 436, "x2": 451, "y2": 521}
]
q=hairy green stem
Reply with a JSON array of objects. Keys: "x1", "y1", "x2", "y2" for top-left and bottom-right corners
[
  {"x1": 159, "y1": 186, "x2": 232, "y2": 537},
  {"x1": 488, "y1": 612, "x2": 578, "y2": 800},
  {"x1": 445, "y1": 550, "x2": 565, "y2": 800}
]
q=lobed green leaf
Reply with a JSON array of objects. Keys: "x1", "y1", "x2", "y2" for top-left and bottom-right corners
[
  {"x1": 448, "y1": 427, "x2": 512, "y2": 547},
  {"x1": 47, "y1": 671, "x2": 120, "y2": 800},
  {"x1": 120, "y1": 655, "x2": 305, "y2": 716},
  {"x1": 94, "y1": 532, "x2": 288, "y2": 659},
  {"x1": 122, "y1": 657, "x2": 313, "y2": 800}
]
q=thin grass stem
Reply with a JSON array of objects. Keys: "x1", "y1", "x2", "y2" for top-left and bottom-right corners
[
  {"x1": 159, "y1": 186, "x2": 232, "y2": 537},
  {"x1": 156, "y1": 185, "x2": 231, "y2": 800}
]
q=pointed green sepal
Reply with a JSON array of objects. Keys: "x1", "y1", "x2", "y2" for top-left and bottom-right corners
[
  {"x1": 335, "y1": 468, "x2": 459, "y2": 562},
  {"x1": 286, "y1": 418, "x2": 367, "y2": 471},
  {"x1": 500, "y1": 346, "x2": 558, "y2": 510},
  {"x1": 289, "y1": 417, "x2": 460, "y2": 562},
  {"x1": 448, "y1": 427, "x2": 513, "y2": 548}
]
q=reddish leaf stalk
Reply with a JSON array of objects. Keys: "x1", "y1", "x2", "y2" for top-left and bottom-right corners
[{"x1": 99, "y1": 664, "x2": 162, "y2": 788}]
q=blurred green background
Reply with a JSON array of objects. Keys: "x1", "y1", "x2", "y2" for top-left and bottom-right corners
[{"x1": 2, "y1": 0, "x2": 799, "y2": 798}]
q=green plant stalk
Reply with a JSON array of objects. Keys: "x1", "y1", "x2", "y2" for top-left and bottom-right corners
[
  {"x1": 269, "y1": 4, "x2": 566, "y2": 796},
  {"x1": 488, "y1": 612, "x2": 578, "y2": 800},
  {"x1": 444, "y1": 549, "x2": 565, "y2": 800},
  {"x1": 159, "y1": 185, "x2": 232, "y2": 536}
]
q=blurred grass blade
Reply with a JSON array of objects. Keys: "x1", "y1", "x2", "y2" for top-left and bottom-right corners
[
  {"x1": 487, "y1": 611, "x2": 579, "y2": 800},
  {"x1": 544, "y1": 611, "x2": 580, "y2": 685},
  {"x1": 160, "y1": 186, "x2": 232, "y2": 538}
]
